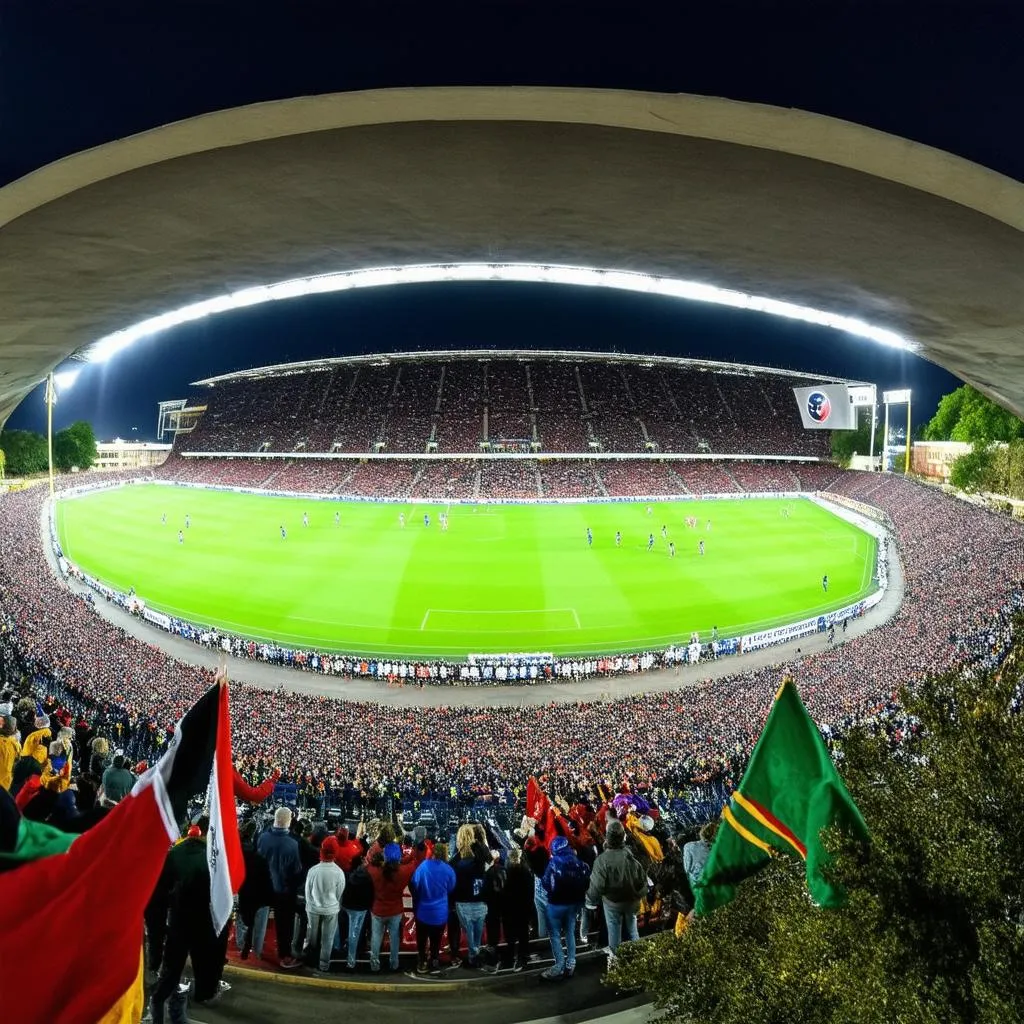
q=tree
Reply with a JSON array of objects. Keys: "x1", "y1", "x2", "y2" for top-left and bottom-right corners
[
  {"x1": 924, "y1": 385, "x2": 1024, "y2": 443},
  {"x1": 949, "y1": 442, "x2": 996, "y2": 493},
  {"x1": 831, "y1": 409, "x2": 883, "y2": 466},
  {"x1": 0, "y1": 429, "x2": 48, "y2": 476},
  {"x1": 0, "y1": 446, "x2": 5, "y2": 479},
  {"x1": 609, "y1": 625, "x2": 1024, "y2": 1023},
  {"x1": 52, "y1": 420, "x2": 98, "y2": 472}
]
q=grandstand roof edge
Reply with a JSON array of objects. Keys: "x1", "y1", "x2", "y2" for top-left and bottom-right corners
[{"x1": 190, "y1": 350, "x2": 867, "y2": 388}]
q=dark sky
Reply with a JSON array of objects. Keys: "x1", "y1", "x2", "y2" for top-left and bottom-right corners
[{"x1": 4, "y1": 0, "x2": 1019, "y2": 438}]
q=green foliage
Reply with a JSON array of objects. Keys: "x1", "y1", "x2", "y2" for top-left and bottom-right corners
[
  {"x1": 0, "y1": 429, "x2": 48, "y2": 476},
  {"x1": 949, "y1": 442, "x2": 997, "y2": 493},
  {"x1": 831, "y1": 409, "x2": 883, "y2": 466},
  {"x1": 610, "y1": 623, "x2": 1024, "y2": 1023},
  {"x1": 924, "y1": 385, "x2": 1024, "y2": 444},
  {"x1": 52, "y1": 420, "x2": 97, "y2": 471}
]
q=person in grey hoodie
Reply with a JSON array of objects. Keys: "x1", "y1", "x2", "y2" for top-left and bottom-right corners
[{"x1": 585, "y1": 819, "x2": 647, "y2": 953}]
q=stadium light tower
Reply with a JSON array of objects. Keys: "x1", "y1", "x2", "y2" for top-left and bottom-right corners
[
  {"x1": 43, "y1": 369, "x2": 81, "y2": 496},
  {"x1": 882, "y1": 388, "x2": 912, "y2": 474}
]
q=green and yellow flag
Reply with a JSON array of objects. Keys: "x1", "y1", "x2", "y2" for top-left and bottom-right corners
[{"x1": 695, "y1": 679, "x2": 868, "y2": 915}]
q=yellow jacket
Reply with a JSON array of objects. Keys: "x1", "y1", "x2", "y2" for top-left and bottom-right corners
[
  {"x1": 41, "y1": 760, "x2": 71, "y2": 793},
  {"x1": 0, "y1": 735, "x2": 20, "y2": 791},
  {"x1": 22, "y1": 728, "x2": 51, "y2": 765}
]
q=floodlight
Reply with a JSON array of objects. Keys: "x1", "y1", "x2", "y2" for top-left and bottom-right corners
[
  {"x1": 80, "y1": 263, "x2": 920, "y2": 364},
  {"x1": 52, "y1": 369, "x2": 80, "y2": 391}
]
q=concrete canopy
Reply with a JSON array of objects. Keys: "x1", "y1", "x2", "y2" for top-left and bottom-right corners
[{"x1": 1, "y1": 86, "x2": 1023, "y2": 427}]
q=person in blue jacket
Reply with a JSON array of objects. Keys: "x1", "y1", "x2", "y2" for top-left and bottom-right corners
[
  {"x1": 540, "y1": 837, "x2": 591, "y2": 980},
  {"x1": 410, "y1": 842, "x2": 457, "y2": 974}
]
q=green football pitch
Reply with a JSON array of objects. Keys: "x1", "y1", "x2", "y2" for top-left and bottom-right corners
[{"x1": 55, "y1": 484, "x2": 877, "y2": 659}]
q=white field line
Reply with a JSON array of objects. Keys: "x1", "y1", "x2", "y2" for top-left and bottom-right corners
[{"x1": 420, "y1": 609, "x2": 431, "y2": 630}]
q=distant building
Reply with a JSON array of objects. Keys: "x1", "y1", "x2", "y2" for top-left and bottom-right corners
[
  {"x1": 93, "y1": 438, "x2": 172, "y2": 472},
  {"x1": 911, "y1": 440, "x2": 971, "y2": 482}
]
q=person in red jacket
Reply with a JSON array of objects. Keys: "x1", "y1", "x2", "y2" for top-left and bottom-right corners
[
  {"x1": 232, "y1": 765, "x2": 281, "y2": 804},
  {"x1": 366, "y1": 842, "x2": 423, "y2": 972}
]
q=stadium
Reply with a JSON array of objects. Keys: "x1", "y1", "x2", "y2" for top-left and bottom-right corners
[{"x1": 2, "y1": 18, "x2": 1024, "y2": 1024}]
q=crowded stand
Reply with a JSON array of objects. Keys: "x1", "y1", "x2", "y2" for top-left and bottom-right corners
[
  {"x1": 157, "y1": 455, "x2": 849, "y2": 500},
  {"x1": 538, "y1": 462, "x2": 601, "y2": 499},
  {"x1": 3, "y1": 462, "x2": 1024, "y2": 1006},
  {"x1": 410, "y1": 460, "x2": 478, "y2": 501},
  {"x1": 477, "y1": 460, "x2": 541, "y2": 499},
  {"x1": 176, "y1": 353, "x2": 834, "y2": 459},
  {"x1": 599, "y1": 461, "x2": 686, "y2": 498}
]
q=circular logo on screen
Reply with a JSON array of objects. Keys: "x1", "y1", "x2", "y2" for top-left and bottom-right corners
[{"x1": 807, "y1": 391, "x2": 831, "y2": 423}]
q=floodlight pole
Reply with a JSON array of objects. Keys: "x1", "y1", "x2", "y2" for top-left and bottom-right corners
[
  {"x1": 883, "y1": 401, "x2": 890, "y2": 474},
  {"x1": 46, "y1": 372, "x2": 55, "y2": 497},
  {"x1": 905, "y1": 394, "x2": 912, "y2": 475},
  {"x1": 868, "y1": 385, "x2": 877, "y2": 467}
]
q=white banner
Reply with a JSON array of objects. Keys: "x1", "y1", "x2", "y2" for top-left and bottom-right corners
[{"x1": 793, "y1": 384, "x2": 856, "y2": 430}]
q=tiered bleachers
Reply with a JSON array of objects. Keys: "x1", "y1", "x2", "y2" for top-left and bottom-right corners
[
  {"x1": 538, "y1": 461, "x2": 598, "y2": 498},
  {"x1": 486, "y1": 360, "x2": 532, "y2": 443},
  {"x1": 673, "y1": 461, "x2": 742, "y2": 494},
  {"x1": 159, "y1": 453, "x2": 280, "y2": 488},
  {"x1": 792, "y1": 463, "x2": 844, "y2": 492},
  {"x1": 410, "y1": 460, "x2": 478, "y2": 500},
  {"x1": 381, "y1": 362, "x2": 440, "y2": 452},
  {"x1": 730, "y1": 460, "x2": 800, "y2": 492},
  {"x1": 436, "y1": 361, "x2": 483, "y2": 452},
  {"x1": 271, "y1": 460, "x2": 354, "y2": 494},
  {"x1": 478, "y1": 460, "x2": 540, "y2": 499},
  {"x1": 181, "y1": 353, "x2": 837, "y2": 459},
  {"x1": 531, "y1": 361, "x2": 590, "y2": 452},
  {"x1": 343, "y1": 460, "x2": 418, "y2": 499},
  {"x1": 599, "y1": 461, "x2": 685, "y2": 497}
]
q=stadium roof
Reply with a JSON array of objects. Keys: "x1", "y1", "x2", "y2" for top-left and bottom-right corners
[
  {"x1": 1, "y1": 86, "x2": 1023, "y2": 426},
  {"x1": 190, "y1": 350, "x2": 866, "y2": 388}
]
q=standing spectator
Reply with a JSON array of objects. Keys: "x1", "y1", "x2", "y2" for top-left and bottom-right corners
[
  {"x1": 482, "y1": 849, "x2": 506, "y2": 967},
  {"x1": 236, "y1": 820, "x2": 274, "y2": 961},
  {"x1": 683, "y1": 822, "x2": 718, "y2": 889},
  {"x1": 0, "y1": 716, "x2": 19, "y2": 792},
  {"x1": 341, "y1": 852, "x2": 373, "y2": 970},
  {"x1": 149, "y1": 825, "x2": 226, "y2": 1022},
  {"x1": 304, "y1": 836, "x2": 346, "y2": 973},
  {"x1": 257, "y1": 806, "x2": 303, "y2": 970},
  {"x1": 100, "y1": 753, "x2": 135, "y2": 804},
  {"x1": 367, "y1": 842, "x2": 418, "y2": 972},
  {"x1": 496, "y1": 847, "x2": 533, "y2": 972},
  {"x1": 586, "y1": 819, "x2": 647, "y2": 955},
  {"x1": 410, "y1": 842, "x2": 456, "y2": 974},
  {"x1": 452, "y1": 824, "x2": 490, "y2": 968},
  {"x1": 541, "y1": 837, "x2": 591, "y2": 980},
  {"x1": 88, "y1": 736, "x2": 110, "y2": 777}
]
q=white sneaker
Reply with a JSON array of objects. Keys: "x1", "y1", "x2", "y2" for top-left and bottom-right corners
[{"x1": 218, "y1": 980, "x2": 232, "y2": 992}]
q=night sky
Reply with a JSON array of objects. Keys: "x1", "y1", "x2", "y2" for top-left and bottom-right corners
[{"x1": 5, "y1": 0, "x2": 1019, "y2": 439}]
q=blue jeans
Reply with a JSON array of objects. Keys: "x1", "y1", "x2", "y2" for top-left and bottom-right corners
[
  {"x1": 235, "y1": 905, "x2": 269, "y2": 957},
  {"x1": 533, "y1": 876, "x2": 549, "y2": 940},
  {"x1": 455, "y1": 901, "x2": 487, "y2": 961},
  {"x1": 603, "y1": 900, "x2": 639, "y2": 953},
  {"x1": 545, "y1": 902, "x2": 581, "y2": 974},
  {"x1": 343, "y1": 908, "x2": 367, "y2": 968},
  {"x1": 370, "y1": 913, "x2": 402, "y2": 971}
]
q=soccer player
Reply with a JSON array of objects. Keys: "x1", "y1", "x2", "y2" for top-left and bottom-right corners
[
  {"x1": 822, "y1": 574, "x2": 829, "y2": 592},
  {"x1": 303, "y1": 512, "x2": 309, "y2": 528},
  {"x1": 177, "y1": 530, "x2": 184, "y2": 544},
  {"x1": 646, "y1": 506, "x2": 652, "y2": 516},
  {"x1": 399, "y1": 512, "x2": 405, "y2": 528},
  {"x1": 615, "y1": 530, "x2": 622, "y2": 547},
  {"x1": 669, "y1": 541, "x2": 676, "y2": 558},
  {"x1": 661, "y1": 525, "x2": 668, "y2": 539},
  {"x1": 647, "y1": 533, "x2": 655, "y2": 552},
  {"x1": 699, "y1": 539, "x2": 705, "y2": 556},
  {"x1": 280, "y1": 525, "x2": 287, "y2": 540},
  {"x1": 161, "y1": 512, "x2": 167, "y2": 525},
  {"x1": 706, "y1": 519, "x2": 712, "y2": 531},
  {"x1": 440, "y1": 512, "x2": 448, "y2": 532},
  {"x1": 586, "y1": 527, "x2": 593, "y2": 547},
  {"x1": 424, "y1": 513, "x2": 430, "y2": 528},
  {"x1": 185, "y1": 514, "x2": 190, "y2": 529},
  {"x1": 335, "y1": 510, "x2": 340, "y2": 526}
]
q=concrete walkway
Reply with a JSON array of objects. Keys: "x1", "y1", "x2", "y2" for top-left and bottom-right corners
[{"x1": 44, "y1": 499, "x2": 905, "y2": 708}]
